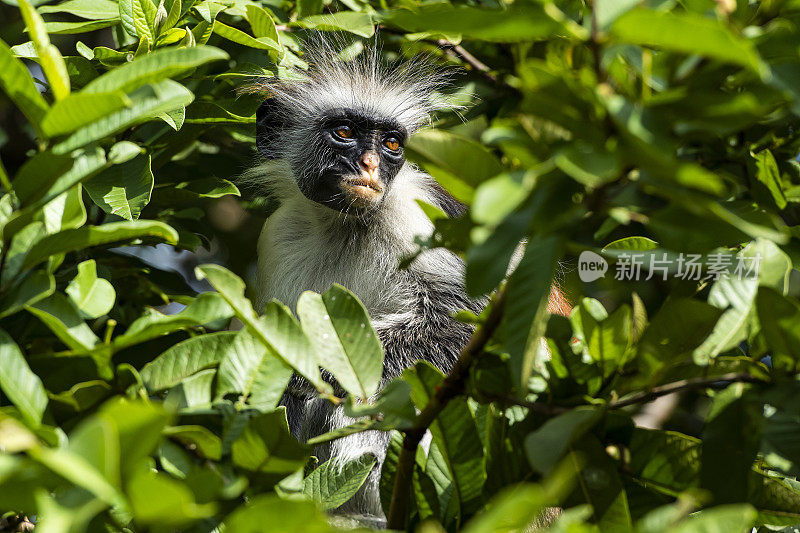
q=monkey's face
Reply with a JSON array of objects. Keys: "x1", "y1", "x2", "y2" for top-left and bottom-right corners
[
  {"x1": 256, "y1": 99, "x2": 407, "y2": 214},
  {"x1": 298, "y1": 109, "x2": 406, "y2": 213}
]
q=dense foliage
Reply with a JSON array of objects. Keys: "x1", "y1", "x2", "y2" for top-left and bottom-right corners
[{"x1": 2, "y1": 0, "x2": 800, "y2": 531}]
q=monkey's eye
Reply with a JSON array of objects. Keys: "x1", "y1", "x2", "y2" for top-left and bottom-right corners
[
  {"x1": 384, "y1": 138, "x2": 400, "y2": 152},
  {"x1": 334, "y1": 126, "x2": 353, "y2": 139}
]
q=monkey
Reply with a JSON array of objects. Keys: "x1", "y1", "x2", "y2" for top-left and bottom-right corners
[{"x1": 244, "y1": 42, "x2": 569, "y2": 527}]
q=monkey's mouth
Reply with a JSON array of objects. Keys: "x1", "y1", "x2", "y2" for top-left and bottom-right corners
[{"x1": 339, "y1": 175, "x2": 384, "y2": 204}]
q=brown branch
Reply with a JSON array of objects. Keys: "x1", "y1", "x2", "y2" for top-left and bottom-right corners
[
  {"x1": 386, "y1": 286, "x2": 507, "y2": 530},
  {"x1": 435, "y1": 39, "x2": 499, "y2": 84},
  {"x1": 608, "y1": 372, "x2": 763, "y2": 410}
]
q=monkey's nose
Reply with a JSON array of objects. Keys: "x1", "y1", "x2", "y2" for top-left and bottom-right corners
[{"x1": 360, "y1": 151, "x2": 380, "y2": 173}]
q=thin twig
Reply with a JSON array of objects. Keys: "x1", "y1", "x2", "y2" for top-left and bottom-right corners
[
  {"x1": 386, "y1": 287, "x2": 507, "y2": 530},
  {"x1": 608, "y1": 372, "x2": 762, "y2": 410},
  {"x1": 435, "y1": 39, "x2": 499, "y2": 84}
]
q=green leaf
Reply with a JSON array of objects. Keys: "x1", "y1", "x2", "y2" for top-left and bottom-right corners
[
  {"x1": 610, "y1": 9, "x2": 767, "y2": 76},
  {"x1": 0, "y1": 329, "x2": 48, "y2": 426},
  {"x1": 213, "y1": 21, "x2": 282, "y2": 57},
  {"x1": 294, "y1": 12, "x2": 374, "y2": 38},
  {"x1": 0, "y1": 37, "x2": 48, "y2": 134},
  {"x1": 141, "y1": 330, "x2": 234, "y2": 392},
  {"x1": 405, "y1": 361, "x2": 486, "y2": 515},
  {"x1": 471, "y1": 172, "x2": 532, "y2": 226},
  {"x1": 231, "y1": 408, "x2": 309, "y2": 474},
  {"x1": 246, "y1": 4, "x2": 279, "y2": 41},
  {"x1": 39, "y1": 0, "x2": 120, "y2": 20},
  {"x1": 12, "y1": 146, "x2": 106, "y2": 212},
  {"x1": 26, "y1": 292, "x2": 100, "y2": 351},
  {"x1": 570, "y1": 435, "x2": 633, "y2": 531},
  {"x1": 43, "y1": 184, "x2": 87, "y2": 233},
  {"x1": 22, "y1": 220, "x2": 179, "y2": 271},
  {"x1": 302, "y1": 454, "x2": 377, "y2": 510},
  {"x1": 215, "y1": 328, "x2": 293, "y2": 411},
  {"x1": 700, "y1": 385, "x2": 762, "y2": 504},
  {"x1": 756, "y1": 287, "x2": 800, "y2": 372},
  {"x1": 53, "y1": 80, "x2": 195, "y2": 154},
  {"x1": 223, "y1": 495, "x2": 332, "y2": 532},
  {"x1": 384, "y1": 3, "x2": 571, "y2": 42},
  {"x1": 43, "y1": 19, "x2": 119, "y2": 35},
  {"x1": 0, "y1": 270, "x2": 54, "y2": 319},
  {"x1": 407, "y1": 129, "x2": 503, "y2": 204},
  {"x1": 629, "y1": 298, "x2": 724, "y2": 390},
  {"x1": 113, "y1": 291, "x2": 233, "y2": 350},
  {"x1": 19, "y1": 0, "x2": 71, "y2": 100},
  {"x1": 29, "y1": 446, "x2": 125, "y2": 507},
  {"x1": 195, "y1": 264, "x2": 328, "y2": 393},
  {"x1": 297, "y1": 284, "x2": 383, "y2": 399},
  {"x1": 671, "y1": 505, "x2": 756, "y2": 533},
  {"x1": 163, "y1": 425, "x2": 222, "y2": 460},
  {"x1": 753, "y1": 149, "x2": 788, "y2": 210},
  {"x1": 503, "y1": 235, "x2": 562, "y2": 390},
  {"x1": 85, "y1": 153, "x2": 154, "y2": 220},
  {"x1": 127, "y1": 470, "x2": 216, "y2": 526},
  {"x1": 65, "y1": 259, "x2": 116, "y2": 319},
  {"x1": 82, "y1": 45, "x2": 229, "y2": 94},
  {"x1": 41, "y1": 91, "x2": 130, "y2": 137},
  {"x1": 524, "y1": 407, "x2": 602, "y2": 475},
  {"x1": 296, "y1": 0, "x2": 322, "y2": 18}
]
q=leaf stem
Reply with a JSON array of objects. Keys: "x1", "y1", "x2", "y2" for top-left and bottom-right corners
[{"x1": 386, "y1": 286, "x2": 507, "y2": 529}]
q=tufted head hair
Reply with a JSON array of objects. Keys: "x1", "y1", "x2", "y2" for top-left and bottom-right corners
[{"x1": 247, "y1": 37, "x2": 453, "y2": 159}]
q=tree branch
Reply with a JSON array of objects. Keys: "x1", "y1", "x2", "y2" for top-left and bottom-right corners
[
  {"x1": 386, "y1": 286, "x2": 507, "y2": 530},
  {"x1": 435, "y1": 40, "x2": 499, "y2": 84},
  {"x1": 607, "y1": 372, "x2": 763, "y2": 410}
]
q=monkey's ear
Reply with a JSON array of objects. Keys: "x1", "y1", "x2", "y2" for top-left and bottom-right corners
[{"x1": 256, "y1": 98, "x2": 283, "y2": 159}]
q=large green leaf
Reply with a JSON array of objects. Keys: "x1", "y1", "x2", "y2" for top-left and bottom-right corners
[
  {"x1": 65, "y1": 259, "x2": 116, "y2": 319},
  {"x1": 246, "y1": 4, "x2": 279, "y2": 41},
  {"x1": 297, "y1": 284, "x2": 383, "y2": 399},
  {"x1": 22, "y1": 220, "x2": 179, "y2": 271},
  {"x1": 12, "y1": 146, "x2": 106, "y2": 213},
  {"x1": 0, "y1": 270, "x2": 54, "y2": 319},
  {"x1": 503, "y1": 235, "x2": 562, "y2": 390},
  {"x1": 384, "y1": 3, "x2": 571, "y2": 42},
  {"x1": 670, "y1": 505, "x2": 756, "y2": 533},
  {"x1": 39, "y1": 0, "x2": 120, "y2": 20},
  {"x1": 19, "y1": 0, "x2": 71, "y2": 100},
  {"x1": 215, "y1": 328, "x2": 293, "y2": 411},
  {"x1": 40, "y1": 92, "x2": 130, "y2": 137},
  {"x1": 223, "y1": 495, "x2": 332, "y2": 532},
  {"x1": 84, "y1": 153, "x2": 154, "y2": 220},
  {"x1": 756, "y1": 288, "x2": 800, "y2": 372},
  {"x1": 405, "y1": 361, "x2": 486, "y2": 516},
  {"x1": 113, "y1": 291, "x2": 233, "y2": 350},
  {"x1": 294, "y1": 12, "x2": 374, "y2": 38},
  {"x1": 126, "y1": 470, "x2": 216, "y2": 526},
  {"x1": 231, "y1": 408, "x2": 309, "y2": 474},
  {"x1": 82, "y1": 45, "x2": 229, "y2": 94},
  {"x1": 0, "y1": 329, "x2": 48, "y2": 427},
  {"x1": 611, "y1": 9, "x2": 766, "y2": 76},
  {"x1": 302, "y1": 454, "x2": 376, "y2": 510},
  {"x1": 0, "y1": 37, "x2": 48, "y2": 134},
  {"x1": 53, "y1": 80, "x2": 194, "y2": 154},
  {"x1": 195, "y1": 264, "x2": 328, "y2": 392},
  {"x1": 213, "y1": 21, "x2": 282, "y2": 56},
  {"x1": 141, "y1": 330, "x2": 235, "y2": 392},
  {"x1": 524, "y1": 408, "x2": 602, "y2": 475},
  {"x1": 26, "y1": 292, "x2": 100, "y2": 351},
  {"x1": 407, "y1": 130, "x2": 503, "y2": 204}
]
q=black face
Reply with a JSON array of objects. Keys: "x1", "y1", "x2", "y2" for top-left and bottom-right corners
[{"x1": 256, "y1": 100, "x2": 407, "y2": 214}]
